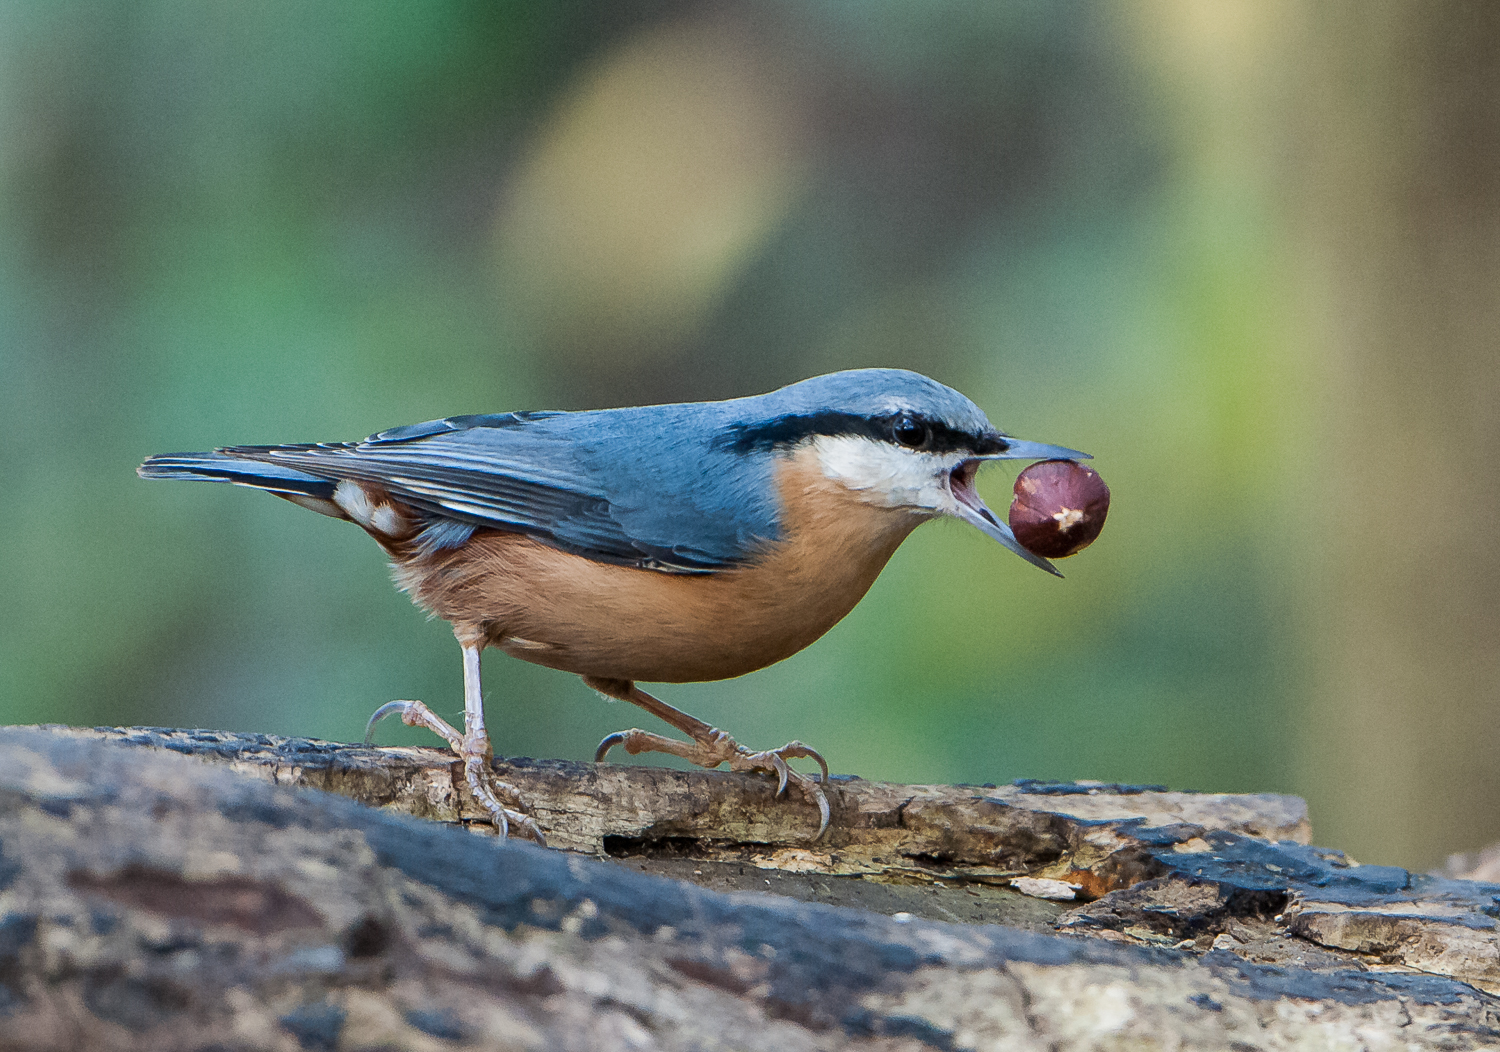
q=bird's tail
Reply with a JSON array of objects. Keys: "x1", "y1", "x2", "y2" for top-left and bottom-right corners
[
  {"x1": 138, "y1": 451, "x2": 337, "y2": 502},
  {"x1": 138, "y1": 450, "x2": 471, "y2": 550}
]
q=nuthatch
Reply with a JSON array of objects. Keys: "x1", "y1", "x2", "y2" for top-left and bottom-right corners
[{"x1": 140, "y1": 368, "x2": 1086, "y2": 843}]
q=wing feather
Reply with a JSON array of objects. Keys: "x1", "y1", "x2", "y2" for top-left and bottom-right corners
[{"x1": 221, "y1": 418, "x2": 730, "y2": 572}]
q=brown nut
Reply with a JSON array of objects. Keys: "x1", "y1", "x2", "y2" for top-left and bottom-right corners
[{"x1": 1008, "y1": 459, "x2": 1109, "y2": 559}]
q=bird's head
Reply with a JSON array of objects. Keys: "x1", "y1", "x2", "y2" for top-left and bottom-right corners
[{"x1": 725, "y1": 369, "x2": 1087, "y2": 575}]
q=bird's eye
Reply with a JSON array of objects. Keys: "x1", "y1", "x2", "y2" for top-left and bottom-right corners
[{"x1": 892, "y1": 415, "x2": 930, "y2": 449}]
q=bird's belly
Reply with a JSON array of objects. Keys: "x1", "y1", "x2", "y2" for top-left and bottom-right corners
[
  {"x1": 399, "y1": 526, "x2": 911, "y2": 682},
  {"x1": 499, "y1": 549, "x2": 857, "y2": 682}
]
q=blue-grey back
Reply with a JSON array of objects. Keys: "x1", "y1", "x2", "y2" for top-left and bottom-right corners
[{"x1": 145, "y1": 369, "x2": 994, "y2": 572}]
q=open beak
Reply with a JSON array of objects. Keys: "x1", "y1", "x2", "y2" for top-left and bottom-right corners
[{"x1": 947, "y1": 438, "x2": 1089, "y2": 578}]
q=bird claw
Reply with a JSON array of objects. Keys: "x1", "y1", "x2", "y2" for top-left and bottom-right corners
[
  {"x1": 365, "y1": 700, "x2": 545, "y2": 846},
  {"x1": 731, "y1": 742, "x2": 830, "y2": 840},
  {"x1": 364, "y1": 699, "x2": 464, "y2": 752},
  {"x1": 770, "y1": 753, "x2": 790, "y2": 796},
  {"x1": 462, "y1": 753, "x2": 546, "y2": 846},
  {"x1": 763, "y1": 740, "x2": 830, "y2": 785},
  {"x1": 594, "y1": 731, "x2": 629, "y2": 764},
  {"x1": 594, "y1": 727, "x2": 831, "y2": 840},
  {"x1": 364, "y1": 701, "x2": 407, "y2": 744}
]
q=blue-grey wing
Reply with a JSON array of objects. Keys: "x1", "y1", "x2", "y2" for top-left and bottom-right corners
[
  {"x1": 221, "y1": 409, "x2": 774, "y2": 572},
  {"x1": 568, "y1": 406, "x2": 783, "y2": 570}
]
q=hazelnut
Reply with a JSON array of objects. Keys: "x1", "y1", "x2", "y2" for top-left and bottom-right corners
[{"x1": 1009, "y1": 460, "x2": 1109, "y2": 559}]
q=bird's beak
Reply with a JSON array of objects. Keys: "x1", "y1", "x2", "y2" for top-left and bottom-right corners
[
  {"x1": 978, "y1": 438, "x2": 1091, "y2": 463},
  {"x1": 947, "y1": 437, "x2": 1089, "y2": 578},
  {"x1": 951, "y1": 492, "x2": 1063, "y2": 577}
]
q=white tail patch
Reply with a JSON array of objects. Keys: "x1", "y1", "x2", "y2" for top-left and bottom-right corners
[
  {"x1": 370, "y1": 503, "x2": 404, "y2": 535},
  {"x1": 334, "y1": 480, "x2": 407, "y2": 536}
]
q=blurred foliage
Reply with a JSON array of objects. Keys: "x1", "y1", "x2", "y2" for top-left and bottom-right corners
[{"x1": 2, "y1": 0, "x2": 1495, "y2": 868}]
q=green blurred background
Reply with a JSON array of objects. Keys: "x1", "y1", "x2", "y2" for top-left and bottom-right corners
[{"x1": 3, "y1": 1, "x2": 1497, "y2": 870}]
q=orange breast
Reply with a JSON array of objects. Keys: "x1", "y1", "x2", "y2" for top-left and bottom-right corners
[{"x1": 392, "y1": 447, "x2": 926, "y2": 683}]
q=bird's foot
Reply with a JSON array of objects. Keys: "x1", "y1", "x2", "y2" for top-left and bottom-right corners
[
  {"x1": 365, "y1": 700, "x2": 545, "y2": 845},
  {"x1": 595, "y1": 728, "x2": 830, "y2": 838},
  {"x1": 365, "y1": 698, "x2": 463, "y2": 750}
]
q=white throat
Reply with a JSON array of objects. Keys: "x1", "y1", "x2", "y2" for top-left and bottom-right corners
[{"x1": 808, "y1": 435, "x2": 965, "y2": 515}]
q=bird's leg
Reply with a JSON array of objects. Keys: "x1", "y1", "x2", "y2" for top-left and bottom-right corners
[
  {"x1": 586, "y1": 676, "x2": 830, "y2": 838},
  {"x1": 455, "y1": 643, "x2": 547, "y2": 843},
  {"x1": 366, "y1": 639, "x2": 545, "y2": 845}
]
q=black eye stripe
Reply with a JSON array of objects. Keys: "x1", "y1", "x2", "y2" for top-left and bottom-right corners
[{"x1": 718, "y1": 411, "x2": 1010, "y2": 456}]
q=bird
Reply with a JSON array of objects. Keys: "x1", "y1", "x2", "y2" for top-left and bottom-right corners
[{"x1": 138, "y1": 368, "x2": 1087, "y2": 844}]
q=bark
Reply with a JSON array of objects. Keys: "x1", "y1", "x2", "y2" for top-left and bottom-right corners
[{"x1": 1, "y1": 724, "x2": 1497, "y2": 1050}]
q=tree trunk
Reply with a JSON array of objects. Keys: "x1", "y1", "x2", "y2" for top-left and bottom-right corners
[{"x1": 1, "y1": 724, "x2": 1497, "y2": 1050}]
